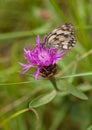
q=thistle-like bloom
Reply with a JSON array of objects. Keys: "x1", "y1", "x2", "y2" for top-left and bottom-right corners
[{"x1": 19, "y1": 36, "x2": 67, "y2": 79}]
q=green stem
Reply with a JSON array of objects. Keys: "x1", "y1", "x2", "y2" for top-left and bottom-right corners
[{"x1": 49, "y1": 77, "x2": 59, "y2": 91}]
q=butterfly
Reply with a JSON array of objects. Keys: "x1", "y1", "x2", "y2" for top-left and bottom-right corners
[{"x1": 42, "y1": 23, "x2": 76, "y2": 50}]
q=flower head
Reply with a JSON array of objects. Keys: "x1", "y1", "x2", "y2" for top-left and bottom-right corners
[{"x1": 19, "y1": 36, "x2": 67, "y2": 79}]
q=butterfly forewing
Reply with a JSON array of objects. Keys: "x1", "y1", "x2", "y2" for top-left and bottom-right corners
[{"x1": 44, "y1": 23, "x2": 76, "y2": 50}]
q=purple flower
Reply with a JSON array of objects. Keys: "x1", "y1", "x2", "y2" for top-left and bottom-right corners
[{"x1": 19, "y1": 36, "x2": 67, "y2": 79}]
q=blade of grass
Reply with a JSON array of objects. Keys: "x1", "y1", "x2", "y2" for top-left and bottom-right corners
[
  {"x1": 56, "y1": 49, "x2": 92, "y2": 76},
  {"x1": 1, "y1": 107, "x2": 40, "y2": 130},
  {"x1": 0, "y1": 23, "x2": 50, "y2": 40},
  {"x1": 0, "y1": 87, "x2": 43, "y2": 115},
  {"x1": 0, "y1": 71, "x2": 92, "y2": 86},
  {"x1": 49, "y1": 0, "x2": 68, "y2": 21},
  {"x1": 68, "y1": 0, "x2": 90, "y2": 49},
  {"x1": 59, "y1": 72, "x2": 92, "y2": 79},
  {"x1": 0, "y1": 108, "x2": 29, "y2": 127}
]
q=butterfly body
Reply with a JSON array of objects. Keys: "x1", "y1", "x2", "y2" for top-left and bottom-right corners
[{"x1": 43, "y1": 23, "x2": 76, "y2": 50}]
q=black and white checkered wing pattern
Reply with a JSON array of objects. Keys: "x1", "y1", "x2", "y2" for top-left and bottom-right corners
[{"x1": 44, "y1": 23, "x2": 76, "y2": 50}]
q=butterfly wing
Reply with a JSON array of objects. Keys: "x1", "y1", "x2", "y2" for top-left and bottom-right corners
[{"x1": 44, "y1": 23, "x2": 76, "y2": 50}]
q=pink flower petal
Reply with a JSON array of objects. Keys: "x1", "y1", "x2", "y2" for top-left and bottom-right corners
[
  {"x1": 36, "y1": 35, "x2": 41, "y2": 46},
  {"x1": 35, "y1": 67, "x2": 40, "y2": 80}
]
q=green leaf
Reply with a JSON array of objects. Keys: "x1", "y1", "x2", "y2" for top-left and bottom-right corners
[
  {"x1": 79, "y1": 84, "x2": 92, "y2": 92},
  {"x1": 29, "y1": 89, "x2": 56, "y2": 108},
  {"x1": 86, "y1": 125, "x2": 92, "y2": 130},
  {"x1": 68, "y1": 86, "x2": 88, "y2": 100},
  {"x1": 57, "y1": 91, "x2": 69, "y2": 97}
]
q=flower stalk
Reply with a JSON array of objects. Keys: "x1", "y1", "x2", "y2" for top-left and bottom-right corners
[{"x1": 49, "y1": 77, "x2": 59, "y2": 91}]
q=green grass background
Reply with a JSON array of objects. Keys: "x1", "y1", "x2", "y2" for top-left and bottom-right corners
[{"x1": 0, "y1": 0, "x2": 92, "y2": 130}]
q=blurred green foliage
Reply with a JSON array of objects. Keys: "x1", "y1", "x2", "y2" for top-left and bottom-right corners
[{"x1": 0, "y1": 0, "x2": 92, "y2": 130}]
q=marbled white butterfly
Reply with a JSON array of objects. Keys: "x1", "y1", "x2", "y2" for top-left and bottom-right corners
[{"x1": 43, "y1": 23, "x2": 76, "y2": 50}]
